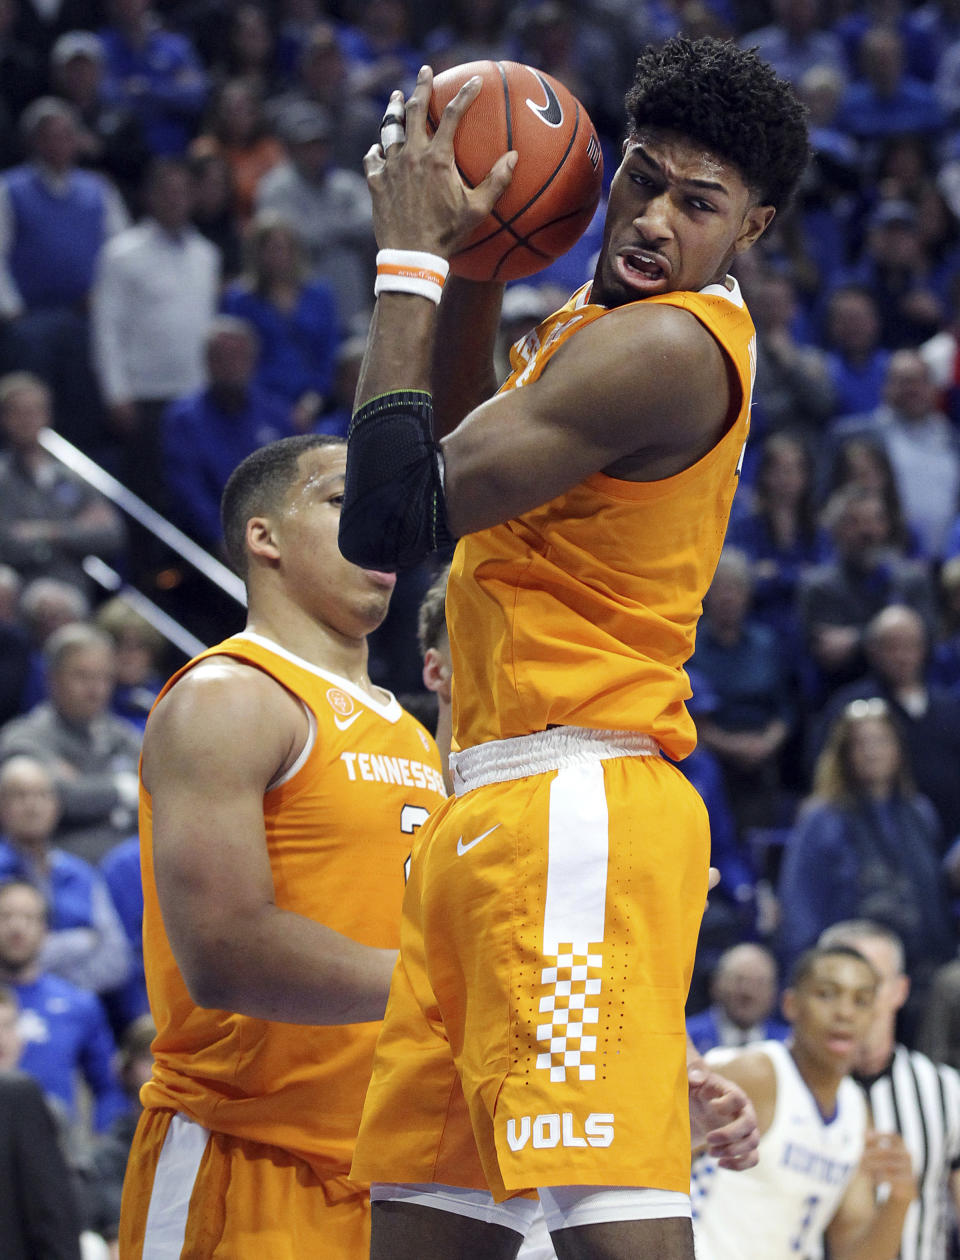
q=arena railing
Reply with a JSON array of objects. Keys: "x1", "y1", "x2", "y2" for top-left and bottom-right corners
[{"x1": 39, "y1": 427, "x2": 246, "y2": 655}]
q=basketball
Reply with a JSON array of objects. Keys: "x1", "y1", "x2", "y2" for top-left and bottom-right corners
[{"x1": 428, "y1": 60, "x2": 604, "y2": 282}]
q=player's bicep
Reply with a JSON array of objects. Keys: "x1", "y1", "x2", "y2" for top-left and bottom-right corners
[
  {"x1": 145, "y1": 670, "x2": 296, "y2": 972},
  {"x1": 441, "y1": 302, "x2": 728, "y2": 534}
]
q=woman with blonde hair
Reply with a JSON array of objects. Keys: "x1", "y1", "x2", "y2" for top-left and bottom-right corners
[
  {"x1": 777, "y1": 698, "x2": 955, "y2": 1028},
  {"x1": 220, "y1": 209, "x2": 340, "y2": 431}
]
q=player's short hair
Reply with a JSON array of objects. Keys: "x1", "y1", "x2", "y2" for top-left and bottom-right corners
[
  {"x1": 220, "y1": 434, "x2": 345, "y2": 579},
  {"x1": 625, "y1": 37, "x2": 810, "y2": 211},
  {"x1": 789, "y1": 943, "x2": 878, "y2": 990},
  {"x1": 417, "y1": 563, "x2": 451, "y2": 658}
]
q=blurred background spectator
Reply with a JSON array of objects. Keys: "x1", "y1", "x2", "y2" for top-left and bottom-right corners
[
  {"x1": 0, "y1": 623, "x2": 141, "y2": 864},
  {"x1": 776, "y1": 697, "x2": 956, "y2": 1036},
  {"x1": 220, "y1": 209, "x2": 339, "y2": 429},
  {"x1": 161, "y1": 314, "x2": 293, "y2": 554},
  {"x1": 0, "y1": 755, "x2": 131, "y2": 994},
  {"x1": 91, "y1": 154, "x2": 219, "y2": 516},
  {"x1": 0, "y1": 371, "x2": 126, "y2": 592},
  {"x1": 0, "y1": 879, "x2": 126, "y2": 1136},
  {"x1": 686, "y1": 942, "x2": 790, "y2": 1054}
]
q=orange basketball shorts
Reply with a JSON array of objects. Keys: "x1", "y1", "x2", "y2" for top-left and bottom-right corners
[
  {"x1": 119, "y1": 1108, "x2": 369, "y2": 1258},
  {"x1": 351, "y1": 728, "x2": 711, "y2": 1202}
]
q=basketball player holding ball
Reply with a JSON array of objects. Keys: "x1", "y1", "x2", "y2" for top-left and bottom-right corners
[{"x1": 341, "y1": 38, "x2": 810, "y2": 1260}]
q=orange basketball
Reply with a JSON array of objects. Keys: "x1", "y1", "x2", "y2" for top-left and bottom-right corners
[{"x1": 428, "y1": 61, "x2": 604, "y2": 282}]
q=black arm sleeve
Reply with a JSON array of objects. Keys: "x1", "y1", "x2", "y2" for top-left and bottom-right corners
[{"x1": 338, "y1": 390, "x2": 457, "y2": 572}]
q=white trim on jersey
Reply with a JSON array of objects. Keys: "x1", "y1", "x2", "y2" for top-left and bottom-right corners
[
  {"x1": 141, "y1": 1113, "x2": 210, "y2": 1258},
  {"x1": 859, "y1": 1045, "x2": 960, "y2": 1260},
  {"x1": 234, "y1": 631, "x2": 404, "y2": 723}
]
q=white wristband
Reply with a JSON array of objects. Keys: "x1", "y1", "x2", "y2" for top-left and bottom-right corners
[{"x1": 375, "y1": 249, "x2": 450, "y2": 305}]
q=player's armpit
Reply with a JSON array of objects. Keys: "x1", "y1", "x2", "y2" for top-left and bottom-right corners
[{"x1": 441, "y1": 300, "x2": 731, "y2": 537}]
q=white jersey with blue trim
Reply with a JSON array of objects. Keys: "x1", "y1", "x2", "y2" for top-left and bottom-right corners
[{"x1": 691, "y1": 1039, "x2": 868, "y2": 1259}]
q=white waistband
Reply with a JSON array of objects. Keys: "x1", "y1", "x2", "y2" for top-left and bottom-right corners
[{"x1": 449, "y1": 728, "x2": 660, "y2": 795}]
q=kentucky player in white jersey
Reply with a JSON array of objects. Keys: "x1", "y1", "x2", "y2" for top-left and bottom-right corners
[{"x1": 692, "y1": 945, "x2": 917, "y2": 1259}]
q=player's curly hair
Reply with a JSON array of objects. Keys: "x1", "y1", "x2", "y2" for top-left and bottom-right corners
[{"x1": 625, "y1": 37, "x2": 810, "y2": 211}]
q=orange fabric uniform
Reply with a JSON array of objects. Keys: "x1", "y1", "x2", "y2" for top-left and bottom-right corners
[
  {"x1": 352, "y1": 279, "x2": 756, "y2": 1201},
  {"x1": 450, "y1": 279, "x2": 756, "y2": 760},
  {"x1": 120, "y1": 632, "x2": 446, "y2": 1259}
]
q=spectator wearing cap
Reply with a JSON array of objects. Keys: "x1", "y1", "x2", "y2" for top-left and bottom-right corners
[
  {"x1": 0, "y1": 97, "x2": 128, "y2": 451},
  {"x1": 50, "y1": 29, "x2": 150, "y2": 208},
  {"x1": 160, "y1": 316, "x2": 295, "y2": 554},
  {"x1": 220, "y1": 210, "x2": 339, "y2": 430},
  {"x1": 189, "y1": 77, "x2": 284, "y2": 224},
  {"x1": 830, "y1": 349, "x2": 960, "y2": 558},
  {"x1": 740, "y1": 0, "x2": 847, "y2": 86},
  {"x1": 838, "y1": 199, "x2": 947, "y2": 349},
  {"x1": 91, "y1": 156, "x2": 219, "y2": 514},
  {"x1": 256, "y1": 100, "x2": 374, "y2": 329},
  {"x1": 266, "y1": 21, "x2": 382, "y2": 176},
  {"x1": 838, "y1": 26, "x2": 944, "y2": 141},
  {"x1": 98, "y1": 0, "x2": 208, "y2": 157}
]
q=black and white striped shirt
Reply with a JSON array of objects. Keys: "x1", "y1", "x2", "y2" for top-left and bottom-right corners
[{"x1": 856, "y1": 1045, "x2": 960, "y2": 1260}]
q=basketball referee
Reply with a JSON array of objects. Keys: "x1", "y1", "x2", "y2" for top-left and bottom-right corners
[{"x1": 821, "y1": 921, "x2": 960, "y2": 1260}]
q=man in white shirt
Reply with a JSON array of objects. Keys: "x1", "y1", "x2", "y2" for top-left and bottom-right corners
[{"x1": 91, "y1": 154, "x2": 219, "y2": 519}]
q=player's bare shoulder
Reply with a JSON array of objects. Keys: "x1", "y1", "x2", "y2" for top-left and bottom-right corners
[
  {"x1": 142, "y1": 654, "x2": 308, "y2": 791},
  {"x1": 706, "y1": 1045, "x2": 780, "y2": 1130}
]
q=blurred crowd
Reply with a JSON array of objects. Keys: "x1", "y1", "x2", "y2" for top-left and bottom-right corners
[{"x1": 3, "y1": 0, "x2": 960, "y2": 1252}]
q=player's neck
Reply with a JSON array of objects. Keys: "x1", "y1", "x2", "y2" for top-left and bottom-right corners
[
  {"x1": 244, "y1": 607, "x2": 372, "y2": 691},
  {"x1": 790, "y1": 1044, "x2": 843, "y2": 1117}
]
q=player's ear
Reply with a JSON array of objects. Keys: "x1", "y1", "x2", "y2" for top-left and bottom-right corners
[
  {"x1": 246, "y1": 515, "x2": 281, "y2": 564},
  {"x1": 733, "y1": 204, "x2": 776, "y2": 255},
  {"x1": 422, "y1": 647, "x2": 452, "y2": 701}
]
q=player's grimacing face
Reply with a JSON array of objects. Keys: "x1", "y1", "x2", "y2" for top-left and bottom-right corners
[
  {"x1": 592, "y1": 130, "x2": 774, "y2": 305},
  {"x1": 277, "y1": 446, "x2": 396, "y2": 635}
]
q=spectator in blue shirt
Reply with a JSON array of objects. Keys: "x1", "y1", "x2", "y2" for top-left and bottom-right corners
[
  {"x1": 0, "y1": 879, "x2": 126, "y2": 1133},
  {"x1": 687, "y1": 943, "x2": 790, "y2": 1054},
  {"x1": 689, "y1": 547, "x2": 796, "y2": 832},
  {"x1": 161, "y1": 315, "x2": 295, "y2": 552},
  {"x1": 0, "y1": 757, "x2": 130, "y2": 995},
  {"x1": 741, "y1": 0, "x2": 847, "y2": 85},
  {"x1": 220, "y1": 211, "x2": 340, "y2": 432},
  {"x1": 776, "y1": 698, "x2": 956, "y2": 1033},
  {"x1": 98, "y1": 0, "x2": 208, "y2": 156},
  {"x1": 98, "y1": 836, "x2": 145, "y2": 1037},
  {"x1": 823, "y1": 286, "x2": 891, "y2": 418},
  {"x1": 838, "y1": 25, "x2": 944, "y2": 141}
]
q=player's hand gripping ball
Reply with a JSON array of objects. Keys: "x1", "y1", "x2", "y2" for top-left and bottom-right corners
[{"x1": 428, "y1": 61, "x2": 604, "y2": 282}]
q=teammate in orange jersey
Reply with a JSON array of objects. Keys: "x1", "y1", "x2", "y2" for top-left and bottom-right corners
[
  {"x1": 118, "y1": 433, "x2": 447, "y2": 1259},
  {"x1": 339, "y1": 35, "x2": 810, "y2": 1260}
]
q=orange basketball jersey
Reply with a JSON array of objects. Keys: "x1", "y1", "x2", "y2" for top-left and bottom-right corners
[
  {"x1": 138, "y1": 631, "x2": 446, "y2": 1178},
  {"x1": 448, "y1": 279, "x2": 756, "y2": 761}
]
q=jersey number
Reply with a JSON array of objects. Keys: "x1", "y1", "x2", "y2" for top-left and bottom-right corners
[{"x1": 400, "y1": 804, "x2": 431, "y2": 883}]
